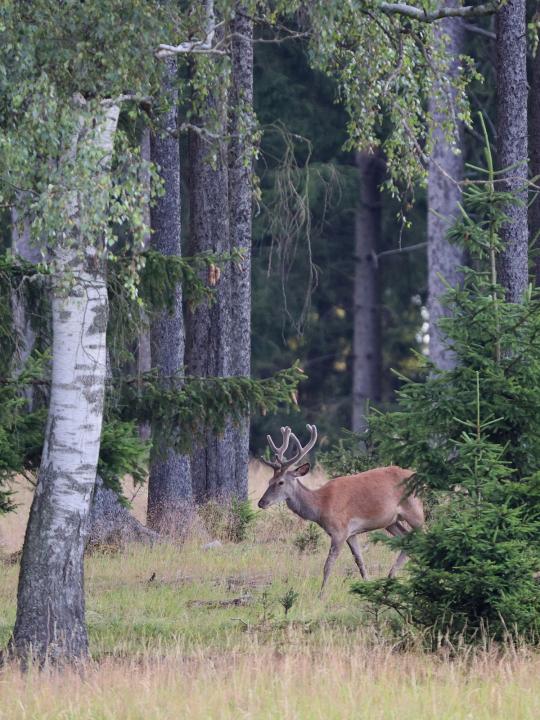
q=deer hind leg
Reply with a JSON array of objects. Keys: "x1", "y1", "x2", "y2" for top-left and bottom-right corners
[
  {"x1": 319, "y1": 536, "x2": 345, "y2": 596},
  {"x1": 347, "y1": 534, "x2": 368, "y2": 580},
  {"x1": 386, "y1": 521, "x2": 408, "y2": 579}
]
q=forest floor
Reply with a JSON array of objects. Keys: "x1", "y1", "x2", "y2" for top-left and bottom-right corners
[{"x1": 1, "y1": 467, "x2": 540, "y2": 719}]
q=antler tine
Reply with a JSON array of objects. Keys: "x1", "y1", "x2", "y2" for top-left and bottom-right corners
[
  {"x1": 266, "y1": 426, "x2": 292, "y2": 463},
  {"x1": 287, "y1": 424, "x2": 318, "y2": 467}
]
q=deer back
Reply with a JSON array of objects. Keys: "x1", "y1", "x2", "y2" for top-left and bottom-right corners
[{"x1": 311, "y1": 466, "x2": 417, "y2": 534}]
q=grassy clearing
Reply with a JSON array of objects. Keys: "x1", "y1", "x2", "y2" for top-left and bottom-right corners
[{"x1": 1, "y1": 469, "x2": 540, "y2": 718}]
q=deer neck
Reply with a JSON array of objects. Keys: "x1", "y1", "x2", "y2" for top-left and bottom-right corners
[{"x1": 286, "y1": 480, "x2": 321, "y2": 523}]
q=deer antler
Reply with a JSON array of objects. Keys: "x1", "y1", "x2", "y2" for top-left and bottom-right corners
[{"x1": 261, "y1": 424, "x2": 318, "y2": 470}]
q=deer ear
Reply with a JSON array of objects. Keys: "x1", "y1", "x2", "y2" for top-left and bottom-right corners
[{"x1": 294, "y1": 463, "x2": 310, "y2": 477}]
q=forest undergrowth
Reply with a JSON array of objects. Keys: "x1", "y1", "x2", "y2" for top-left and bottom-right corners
[{"x1": 1, "y1": 468, "x2": 540, "y2": 720}]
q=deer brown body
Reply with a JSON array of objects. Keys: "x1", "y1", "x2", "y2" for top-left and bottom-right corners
[{"x1": 258, "y1": 425, "x2": 424, "y2": 593}]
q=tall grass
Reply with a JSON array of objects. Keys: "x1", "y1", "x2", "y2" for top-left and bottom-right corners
[{"x1": 1, "y1": 466, "x2": 540, "y2": 718}]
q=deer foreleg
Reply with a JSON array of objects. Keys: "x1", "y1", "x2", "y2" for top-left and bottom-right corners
[
  {"x1": 347, "y1": 535, "x2": 368, "y2": 580},
  {"x1": 320, "y1": 538, "x2": 344, "y2": 596}
]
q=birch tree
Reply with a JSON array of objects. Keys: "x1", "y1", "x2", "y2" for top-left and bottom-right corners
[
  {"x1": 0, "y1": 0, "x2": 181, "y2": 665},
  {"x1": 9, "y1": 99, "x2": 120, "y2": 664}
]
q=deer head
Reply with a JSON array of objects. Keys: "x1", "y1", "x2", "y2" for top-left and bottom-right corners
[{"x1": 258, "y1": 424, "x2": 318, "y2": 509}]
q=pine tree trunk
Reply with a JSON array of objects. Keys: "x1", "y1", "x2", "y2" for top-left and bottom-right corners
[
  {"x1": 427, "y1": 11, "x2": 465, "y2": 370},
  {"x1": 8, "y1": 102, "x2": 119, "y2": 666},
  {"x1": 138, "y1": 127, "x2": 152, "y2": 440},
  {"x1": 352, "y1": 151, "x2": 382, "y2": 433},
  {"x1": 228, "y1": 5, "x2": 254, "y2": 500},
  {"x1": 147, "y1": 57, "x2": 193, "y2": 532},
  {"x1": 186, "y1": 59, "x2": 235, "y2": 503},
  {"x1": 496, "y1": 0, "x2": 528, "y2": 301},
  {"x1": 88, "y1": 476, "x2": 158, "y2": 548},
  {"x1": 530, "y1": 29, "x2": 540, "y2": 286}
]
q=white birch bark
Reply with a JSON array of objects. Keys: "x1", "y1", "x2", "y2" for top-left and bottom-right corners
[{"x1": 9, "y1": 102, "x2": 120, "y2": 665}]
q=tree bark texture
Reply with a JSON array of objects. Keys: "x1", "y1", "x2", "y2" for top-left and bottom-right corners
[
  {"x1": 186, "y1": 61, "x2": 236, "y2": 503},
  {"x1": 496, "y1": 0, "x2": 528, "y2": 301},
  {"x1": 10, "y1": 267, "x2": 109, "y2": 665},
  {"x1": 138, "y1": 127, "x2": 152, "y2": 440},
  {"x1": 87, "y1": 475, "x2": 158, "y2": 548},
  {"x1": 427, "y1": 12, "x2": 465, "y2": 370},
  {"x1": 530, "y1": 28, "x2": 540, "y2": 285},
  {"x1": 10, "y1": 208, "x2": 42, "y2": 409},
  {"x1": 147, "y1": 57, "x2": 193, "y2": 532},
  {"x1": 227, "y1": 5, "x2": 254, "y2": 501},
  {"x1": 352, "y1": 151, "x2": 382, "y2": 434},
  {"x1": 8, "y1": 103, "x2": 119, "y2": 666}
]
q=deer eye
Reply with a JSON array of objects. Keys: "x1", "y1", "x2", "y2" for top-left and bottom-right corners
[{"x1": 278, "y1": 480, "x2": 284, "y2": 486}]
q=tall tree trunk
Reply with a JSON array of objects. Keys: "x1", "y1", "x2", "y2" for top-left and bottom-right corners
[
  {"x1": 186, "y1": 57, "x2": 235, "y2": 503},
  {"x1": 352, "y1": 151, "x2": 382, "y2": 434},
  {"x1": 496, "y1": 0, "x2": 528, "y2": 301},
  {"x1": 138, "y1": 127, "x2": 152, "y2": 440},
  {"x1": 427, "y1": 12, "x2": 465, "y2": 370},
  {"x1": 147, "y1": 57, "x2": 193, "y2": 532},
  {"x1": 530, "y1": 26, "x2": 540, "y2": 285},
  {"x1": 228, "y1": 5, "x2": 254, "y2": 500},
  {"x1": 8, "y1": 102, "x2": 119, "y2": 666}
]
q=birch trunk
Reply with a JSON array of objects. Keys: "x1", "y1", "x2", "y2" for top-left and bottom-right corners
[
  {"x1": 228, "y1": 5, "x2": 254, "y2": 500},
  {"x1": 147, "y1": 57, "x2": 193, "y2": 532},
  {"x1": 8, "y1": 102, "x2": 119, "y2": 666},
  {"x1": 496, "y1": 0, "x2": 528, "y2": 301},
  {"x1": 427, "y1": 11, "x2": 465, "y2": 370},
  {"x1": 186, "y1": 63, "x2": 235, "y2": 503},
  {"x1": 352, "y1": 151, "x2": 382, "y2": 433}
]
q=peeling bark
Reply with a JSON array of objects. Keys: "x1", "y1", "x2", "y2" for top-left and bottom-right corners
[
  {"x1": 427, "y1": 10, "x2": 465, "y2": 370},
  {"x1": 352, "y1": 151, "x2": 383, "y2": 433},
  {"x1": 228, "y1": 5, "x2": 254, "y2": 500},
  {"x1": 147, "y1": 56, "x2": 193, "y2": 532}
]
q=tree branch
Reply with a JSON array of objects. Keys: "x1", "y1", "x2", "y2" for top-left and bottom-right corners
[
  {"x1": 155, "y1": 0, "x2": 225, "y2": 58},
  {"x1": 379, "y1": 1, "x2": 500, "y2": 23}
]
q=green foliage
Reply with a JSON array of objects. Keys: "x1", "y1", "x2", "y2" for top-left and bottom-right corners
[
  {"x1": 228, "y1": 499, "x2": 257, "y2": 543},
  {"x1": 279, "y1": 587, "x2": 299, "y2": 617},
  {"x1": 97, "y1": 420, "x2": 149, "y2": 503},
  {"x1": 353, "y1": 132, "x2": 540, "y2": 643},
  {"x1": 252, "y1": 39, "x2": 427, "y2": 451},
  {"x1": 198, "y1": 497, "x2": 256, "y2": 543},
  {"x1": 318, "y1": 429, "x2": 378, "y2": 477},
  {"x1": 0, "y1": 353, "x2": 50, "y2": 512},
  {"x1": 303, "y1": 1, "x2": 479, "y2": 193},
  {"x1": 293, "y1": 522, "x2": 322, "y2": 554},
  {"x1": 123, "y1": 364, "x2": 306, "y2": 454}
]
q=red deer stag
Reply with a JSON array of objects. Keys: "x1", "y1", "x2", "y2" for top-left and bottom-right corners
[{"x1": 258, "y1": 425, "x2": 424, "y2": 593}]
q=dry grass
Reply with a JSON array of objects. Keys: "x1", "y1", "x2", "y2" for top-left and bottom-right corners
[{"x1": 1, "y1": 465, "x2": 540, "y2": 718}]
